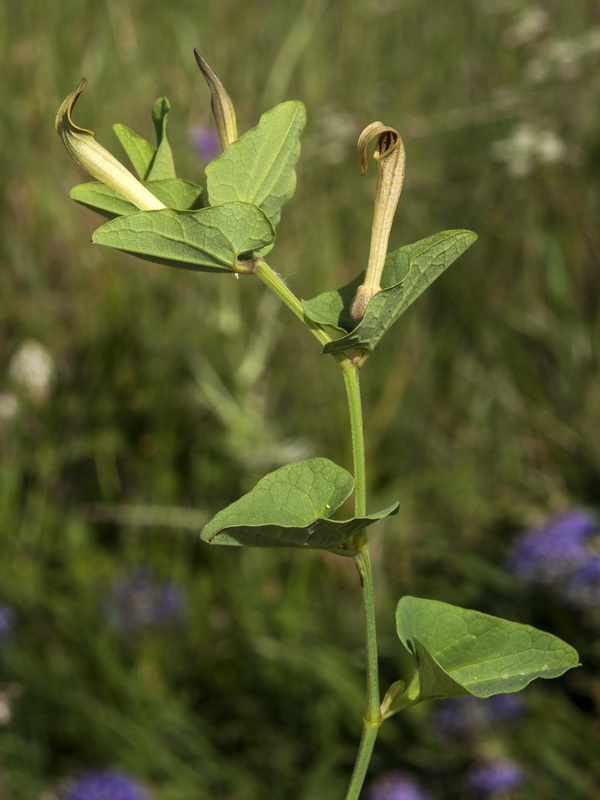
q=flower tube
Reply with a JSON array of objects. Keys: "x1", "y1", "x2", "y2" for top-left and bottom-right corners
[{"x1": 350, "y1": 122, "x2": 406, "y2": 323}]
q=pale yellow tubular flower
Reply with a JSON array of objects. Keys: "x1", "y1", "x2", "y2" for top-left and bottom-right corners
[
  {"x1": 194, "y1": 49, "x2": 238, "y2": 150},
  {"x1": 55, "y1": 78, "x2": 166, "y2": 212},
  {"x1": 349, "y1": 122, "x2": 406, "y2": 324}
]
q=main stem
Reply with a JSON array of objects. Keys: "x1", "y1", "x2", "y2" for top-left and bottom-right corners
[
  {"x1": 343, "y1": 365, "x2": 382, "y2": 800},
  {"x1": 255, "y1": 262, "x2": 382, "y2": 798}
]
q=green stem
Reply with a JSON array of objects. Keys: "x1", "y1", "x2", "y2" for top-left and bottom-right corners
[
  {"x1": 342, "y1": 365, "x2": 367, "y2": 518},
  {"x1": 353, "y1": 548, "x2": 381, "y2": 725},
  {"x1": 253, "y1": 258, "x2": 341, "y2": 354},
  {"x1": 344, "y1": 545, "x2": 382, "y2": 800},
  {"x1": 343, "y1": 365, "x2": 382, "y2": 800},
  {"x1": 255, "y1": 260, "x2": 381, "y2": 798},
  {"x1": 344, "y1": 719, "x2": 380, "y2": 800}
]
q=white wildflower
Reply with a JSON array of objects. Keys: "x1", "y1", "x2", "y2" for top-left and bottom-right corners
[
  {"x1": 9, "y1": 340, "x2": 56, "y2": 402},
  {"x1": 536, "y1": 129, "x2": 567, "y2": 164},
  {"x1": 544, "y1": 39, "x2": 583, "y2": 80},
  {"x1": 583, "y1": 27, "x2": 600, "y2": 54},
  {"x1": 0, "y1": 392, "x2": 19, "y2": 428},
  {"x1": 490, "y1": 123, "x2": 566, "y2": 178},
  {"x1": 526, "y1": 28, "x2": 600, "y2": 84},
  {"x1": 0, "y1": 684, "x2": 21, "y2": 727},
  {"x1": 0, "y1": 692, "x2": 12, "y2": 726},
  {"x1": 503, "y1": 6, "x2": 549, "y2": 47}
]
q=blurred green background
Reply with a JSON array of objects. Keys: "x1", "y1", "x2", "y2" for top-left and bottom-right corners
[{"x1": 1, "y1": 0, "x2": 599, "y2": 797}]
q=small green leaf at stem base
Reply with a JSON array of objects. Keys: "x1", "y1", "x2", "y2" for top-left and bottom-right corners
[
  {"x1": 380, "y1": 680, "x2": 405, "y2": 719},
  {"x1": 200, "y1": 458, "x2": 398, "y2": 553},
  {"x1": 388, "y1": 597, "x2": 580, "y2": 715}
]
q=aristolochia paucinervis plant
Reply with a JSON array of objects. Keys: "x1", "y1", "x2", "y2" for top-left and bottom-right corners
[{"x1": 56, "y1": 51, "x2": 579, "y2": 800}]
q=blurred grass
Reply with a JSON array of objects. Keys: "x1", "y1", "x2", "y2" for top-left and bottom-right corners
[{"x1": 1, "y1": 0, "x2": 600, "y2": 797}]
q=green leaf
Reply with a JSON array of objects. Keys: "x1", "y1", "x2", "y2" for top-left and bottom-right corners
[
  {"x1": 113, "y1": 123, "x2": 156, "y2": 179},
  {"x1": 92, "y1": 202, "x2": 275, "y2": 273},
  {"x1": 392, "y1": 597, "x2": 579, "y2": 710},
  {"x1": 206, "y1": 101, "x2": 306, "y2": 228},
  {"x1": 147, "y1": 97, "x2": 176, "y2": 180},
  {"x1": 70, "y1": 179, "x2": 204, "y2": 218},
  {"x1": 112, "y1": 97, "x2": 176, "y2": 181},
  {"x1": 201, "y1": 458, "x2": 399, "y2": 553},
  {"x1": 302, "y1": 230, "x2": 477, "y2": 354},
  {"x1": 301, "y1": 272, "x2": 364, "y2": 334}
]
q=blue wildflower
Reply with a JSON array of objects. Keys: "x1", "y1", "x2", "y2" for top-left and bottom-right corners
[
  {"x1": 466, "y1": 759, "x2": 524, "y2": 797},
  {"x1": 64, "y1": 769, "x2": 150, "y2": 800},
  {"x1": 0, "y1": 604, "x2": 15, "y2": 642},
  {"x1": 561, "y1": 554, "x2": 600, "y2": 611},
  {"x1": 369, "y1": 771, "x2": 431, "y2": 800},
  {"x1": 107, "y1": 568, "x2": 186, "y2": 634},
  {"x1": 507, "y1": 509, "x2": 596, "y2": 585},
  {"x1": 485, "y1": 693, "x2": 526, "y2": 721},
  {"x1": 189, "y1": 125, "x2": 221, "y2": 162},
  {"x1": 434, "y1": 694, "x2": 525, "y2": 740}
]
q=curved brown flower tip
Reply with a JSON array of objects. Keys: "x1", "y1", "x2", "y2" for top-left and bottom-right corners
[
  {"x1": 350, "y1": 122, "x2": 406, "y2": 323},
  {"x1": 55, "y1": 79, "x2": 165, "y2": 211},
  {"x1": 55, "y1": 77, "x2": 92, "y2": 135},
  {"x1": 194, "y1": 49, "x2": 238, "y2": 151},
  {"x1": 357, "y1": 121, "x2": 404, "y2": 174}
]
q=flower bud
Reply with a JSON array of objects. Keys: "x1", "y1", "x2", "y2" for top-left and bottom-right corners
[
  {"x1": 194, "y1": 49, "x2": 238, "y2": 151},
  {"x1": 55, "y1": 78, "x2": 166, "y2": 211},
  {"x1": 349, "y1": 122, "x2": 406, "y2": 323}
]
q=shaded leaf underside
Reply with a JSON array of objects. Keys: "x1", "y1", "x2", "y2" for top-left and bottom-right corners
[{"x1": 201, "y1": 458, "x2": 398, "y2": 552}]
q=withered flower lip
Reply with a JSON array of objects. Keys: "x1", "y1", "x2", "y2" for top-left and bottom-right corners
[
  {"x1": 56, "y1": 78, "x2": 166, "y2": 212},
  {"x1": 194, "y1": 49, "x2": 238, "y2": 151},
  {"x1": 349, "y1": 122, "x2": 406, "y2": 324}
]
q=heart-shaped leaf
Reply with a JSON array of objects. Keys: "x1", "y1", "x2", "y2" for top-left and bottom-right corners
[
  {"x1": 92, "y1": 201, "x2": 275, "y2": 273},
  {"x1": 201, "y1": 458, "x2": 399, "y2": 553},
  {"x1": 302, "y1": 230, "x2": 477, "y2": 354},
  {"x1": 206, "y1": 101, "x2": 306, "y2": 228},
  {"x1": 391, "y1": 597, "x2": 579, "y2": 712},
  {"x1": 70, "y1": 179, "x2": 203, "y2": 218}
]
